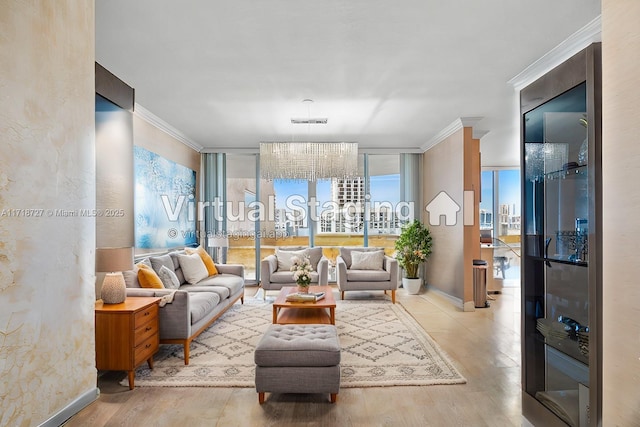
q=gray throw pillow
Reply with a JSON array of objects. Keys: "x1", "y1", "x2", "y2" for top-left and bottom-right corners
[
  {"x1": 350, "y1": 250, "x2": 385, "y2": 270},
  {"x1": 158, "y1": 265, "x2": 181, "y2": 289},
  {"x1": 276, "y1": 248, "x2": 308, "y2": 271}
]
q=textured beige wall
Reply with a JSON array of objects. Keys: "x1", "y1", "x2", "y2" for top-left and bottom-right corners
[
  {"x1": 0, "y1": 2, "x2": 96, "y2": 425},
  {"x1": 96, "y1": 100, "x2": 134, "y2": 248},
  {"x1": 601, "y1": 0, "x2": 640, "y2": 423},
  {"x1": 422, "y1": 129, "x2": 465, "y2": 300}
]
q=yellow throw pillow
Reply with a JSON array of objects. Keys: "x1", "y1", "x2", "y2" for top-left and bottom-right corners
[
  {"x1": 186, "y1": 246, "x2": 218, "y2": 276},
  {"x1": 137, "y1": 263, "x2": 165, "y2": 289}
]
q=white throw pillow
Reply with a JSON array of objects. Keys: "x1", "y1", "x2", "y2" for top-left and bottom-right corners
[
  {"x1": 158, "y1": 265, "x2": 181, "y2": 289},
  {"x1": 350, "y1": 250, "x2": 385, "y2": 270},
  {"x1": 276, "y1": 248, "x2": 308, "y2": 271},
  {"x1": 177, "y1": 253, "x2": 208, "y2": 284}
]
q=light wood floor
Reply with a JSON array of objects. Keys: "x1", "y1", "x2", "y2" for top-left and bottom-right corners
[{"x1": 65, "y1": 286, "x2": 522, "y2": 427}]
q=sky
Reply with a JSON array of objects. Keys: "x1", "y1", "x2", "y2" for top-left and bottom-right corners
[{"x1": 481, "y1": 169, "x2": 521, "y2": 215}]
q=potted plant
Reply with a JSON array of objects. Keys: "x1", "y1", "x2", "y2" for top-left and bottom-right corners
[
  {"x1": 291, "y1": 255, "x2": 313, "y2": 293},
  {"x1": 394, "y1": 219, "x2": 433, "y2": 294}
]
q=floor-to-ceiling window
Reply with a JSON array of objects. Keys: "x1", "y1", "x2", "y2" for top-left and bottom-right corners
[
  {"x1": 225, "y1": 154, "x2": 259, "y2": 280},
  {"x1": 206, "y1": 152, "x2": 415, "y2": 281},
  {"x1": 482, "y1": 168, "x2": 522, "y2": 285}
]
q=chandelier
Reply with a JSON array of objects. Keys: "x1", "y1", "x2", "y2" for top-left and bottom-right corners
[{"x1": 260, "y1": 142, "x2": 359, "y2": 181}]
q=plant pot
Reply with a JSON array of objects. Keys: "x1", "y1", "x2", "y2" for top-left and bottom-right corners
[
  {"x1": 402, "y1": 278, "x2": 422, "y2": 295},
  {"x1": 297, "y1": 285, "x2": 309, "y2": 294}
]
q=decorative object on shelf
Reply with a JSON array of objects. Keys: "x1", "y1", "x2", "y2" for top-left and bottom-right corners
[
  {"x1": 260, "y1": 141, "x2": 358, "y2": 181},
  {"x1": 394, "y1": 220, "x2": 433, "y2": 295},
  {"x1": 290, "y1": 255, "x2": 313, "y2": 293},
  {"x1": 96, "y1": 246, "x2": 134, "y2": 304},
  {"x1": 207, "y1": 235, "x2": 229, "y2": 264}
]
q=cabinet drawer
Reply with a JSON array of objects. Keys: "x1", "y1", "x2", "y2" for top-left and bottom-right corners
[
  {"x1": 134, "y1": 334, "x2": 159, "y2": 366},
  {"x1": 134, "y1": 303, "x2": 158, "y2": 329},
  {"x1": 134, "y1": 321, "x2": 158, "y2": 347}
]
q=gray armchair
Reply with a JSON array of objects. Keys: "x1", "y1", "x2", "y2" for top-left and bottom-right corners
[
  {"x1": 260, "y1": 247, "x2": 328, "y2": 299},
  {"x1": 336, "y1": 247, "x2": 398, "y2": 303}
]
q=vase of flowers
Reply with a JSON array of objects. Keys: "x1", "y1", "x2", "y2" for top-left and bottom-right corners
[
  {"x1": 394, "y1": 220, "x2": 433, "y2": 294},
  {"x1": 291, "y1": 255, "x2": 313, "y2": 293}
]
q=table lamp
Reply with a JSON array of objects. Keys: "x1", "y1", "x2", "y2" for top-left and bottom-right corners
[
  {"x1": 96, "y1": 247, "x2": 134, "y2": 304},
  {"x1": 207, "y1": 236, "x2": 229, "y2": 264}
]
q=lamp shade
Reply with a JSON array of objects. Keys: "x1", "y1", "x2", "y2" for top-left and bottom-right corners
[
  {"x1": 96, "y1": 247, "x2": 134, "y2": 272},
  {"x1": 207, "y1": 236, "x2": 229, "y2": 248}
]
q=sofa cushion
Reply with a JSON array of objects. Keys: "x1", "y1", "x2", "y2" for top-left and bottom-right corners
[
  {"x1": 178, "y1": 252, "x2": 209, "y2": 284},
  {"x1": 123, "y1": 258, "x2": 151, "y2": 288},
  {"x1": 346, "y1": 269, "x2": 391, "y2": 282},
  {"x1": 158, "y1": 265, "x2": 181, "y2": 289},
  {"x1": 189, "y1": 291, "x2": 221, "y2": 325},
  {"x1": 186, "y1": 246, "x2": 218, "y2": 276},
  {"x1": 275, "y1": 248, "x2": 307, "y2": 271},
  {"x1": 193, "y1": 273, "x2": 244, "y2": 296},
  {"x1": 137, "y1": 263, "x2": 165, "y2": 289},
  {"x1": 351, "y1": 250, "x2": 385, "y2": 270},
  {"x1": 150, "y1": 254, "x2": 174, "y2": 275},
  {"x1": 182, "y1": 285, "x2": 230, "y2": 300},
  {"x1": 339, "y1": 247, "x2": 383, "y2": 268}
]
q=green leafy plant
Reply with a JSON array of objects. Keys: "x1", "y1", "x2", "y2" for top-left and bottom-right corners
[{"x1": 394, "y1": 220, "x2": 433, "y2": 279}]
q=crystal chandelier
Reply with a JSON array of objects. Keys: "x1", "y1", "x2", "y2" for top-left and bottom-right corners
[{"x1": 260, "y1": 142, "x2": 359, "y2": 181}]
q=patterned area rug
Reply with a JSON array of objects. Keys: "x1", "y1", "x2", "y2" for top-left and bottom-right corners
[{"x1": 126, "y1": 296, "x2": 466, "y2": 388}]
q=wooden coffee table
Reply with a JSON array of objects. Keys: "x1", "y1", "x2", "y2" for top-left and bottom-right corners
[{"x1": 272, "y1": 286, "x2": 336, "y2": 325}]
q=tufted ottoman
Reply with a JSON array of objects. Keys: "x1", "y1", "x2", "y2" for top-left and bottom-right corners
[{"x1": 254, "y1": 324, "x2": 341, "y2": 403}]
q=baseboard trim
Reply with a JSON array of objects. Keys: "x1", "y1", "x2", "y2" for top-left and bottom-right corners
[
  {"x1": 39, "y1": 387, "x2": 99, "y2": 427},
  {"x1": 425, "y1": 285, "x2": 464, "y2": 310}
]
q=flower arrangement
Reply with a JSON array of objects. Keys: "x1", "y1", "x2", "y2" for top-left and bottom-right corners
[
  {"x1": 290, "y1": 255, "x2": 313, "y2": 290},
  {"x1": 394, "y1": 220, "x2": 433, "y2": 279}
]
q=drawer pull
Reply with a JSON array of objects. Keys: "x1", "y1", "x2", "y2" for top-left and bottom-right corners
[
  {"x1": 145, "y1": 326, "x2": 152, "y2": 332},
  {"x1": 146, "y1": 344, "x2": 151, "y2": 349},
  {"x1": 144, "y1": 311, "x2": 150, "y2": 316}
]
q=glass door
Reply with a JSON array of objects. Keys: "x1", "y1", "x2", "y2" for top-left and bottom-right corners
[{"x1": 523, "y1": 81, "x2": 591, "y2": 426}]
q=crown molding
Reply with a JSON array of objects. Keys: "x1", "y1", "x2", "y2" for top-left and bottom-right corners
[
  {"x1": 133, "y1": 103, "x2": 204, "y2": 152},
  {"x1": 420, "y1": 116, "x2": 484, "y2": 152},
  {"x1": 508, "y1": 15, "x2": 601, "y2": 92}
]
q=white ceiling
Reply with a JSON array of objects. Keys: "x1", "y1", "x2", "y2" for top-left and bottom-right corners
[{"x1": 95, "y1": 0, "x2": 601, "y2": 167}]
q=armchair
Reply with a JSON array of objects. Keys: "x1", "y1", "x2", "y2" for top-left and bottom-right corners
[
  {"x1": 336, "y1": 247, "x2": 398, "y2": 303},
  {"x1": 260, "y1": 246, "x2": 328, "y2": 299}
]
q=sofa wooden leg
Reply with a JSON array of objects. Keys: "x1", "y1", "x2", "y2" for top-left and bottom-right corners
[
  {"x1": 184, "y1": 340, "x2": 191, "y2": 365},
  {"x1": 384, "y1": 290, "x2": 387, "y2": 295},
  {"x1": 391, "y1": 290, "x2": 396, "y2": 304},
  {"x1": 241, "y1": 295, "x2": 244, "y2": 304},
  {"x1": 258, "y1": 392, "x2": 265, "y2": 404},
  {"x1": 341, "y1": 291, "x2": 345, "y2": 300},
  {"x1": 330, "y1": 393, "x2": 337, "y2": 403}
]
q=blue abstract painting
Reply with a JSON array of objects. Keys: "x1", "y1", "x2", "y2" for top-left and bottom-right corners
[{"x1": 133, "y1": 145, "x2": 197, "y2": 250}]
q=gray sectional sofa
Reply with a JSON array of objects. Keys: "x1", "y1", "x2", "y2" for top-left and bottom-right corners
[{"x1": 123, "y1": 249, "x2": 245, "y2": 364}]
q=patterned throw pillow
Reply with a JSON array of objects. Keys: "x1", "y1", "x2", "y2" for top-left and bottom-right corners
[
  {"x1": 350, "y1": 250, "x2": 385, "y2": 271},
  {"x1": 158, "y1": 265, "x2": 181, "y2": 289}
]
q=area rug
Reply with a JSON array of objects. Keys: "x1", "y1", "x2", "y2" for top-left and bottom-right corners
[{"x1": 126, "y1": 297, "x2": 466, "y2": 388}]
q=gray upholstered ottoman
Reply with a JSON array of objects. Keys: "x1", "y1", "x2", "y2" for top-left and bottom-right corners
[{"x1": 254, "y1": 324, "x2": 341, "y2": 403}]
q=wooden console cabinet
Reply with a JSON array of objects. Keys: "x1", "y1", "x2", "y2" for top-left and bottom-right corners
[{"x1": 95, "y1": 297, "x2": 161, "y2": 390}]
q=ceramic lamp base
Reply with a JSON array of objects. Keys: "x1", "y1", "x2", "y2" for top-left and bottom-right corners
[{"x1": 101, "y1": 272, "x2": 126, "y2": 304}]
